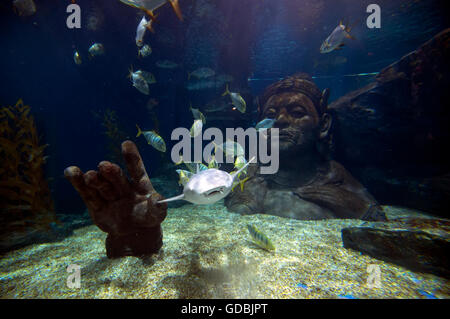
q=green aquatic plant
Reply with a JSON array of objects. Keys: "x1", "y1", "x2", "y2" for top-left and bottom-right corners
[
  {"x1": 0, "y1": 99, "x2": 55, "y2": 231},
  {"x1": 93, "y1": 108, "x2": 128, "y2": 166}
]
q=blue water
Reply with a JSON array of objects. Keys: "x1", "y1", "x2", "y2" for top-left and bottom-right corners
[{"x1": 0, "y1": 0, "x2": 448, "y2": 214}]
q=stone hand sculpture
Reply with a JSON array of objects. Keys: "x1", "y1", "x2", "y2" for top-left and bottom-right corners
[{"x1": 64, "y1": 140, "x2": 167, "y2": 258}]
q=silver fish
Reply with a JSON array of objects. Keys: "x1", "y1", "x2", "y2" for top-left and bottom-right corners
[
  {"x1": 222, "y1": 84, "x2": 246, "y2": 113},
  {"x1": 320, "y1": 21, "x2": 354, "y2": 54}
]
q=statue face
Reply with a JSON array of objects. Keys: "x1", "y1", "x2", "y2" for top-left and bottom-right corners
[{"x1": 262, "y1": 92, "x2": 321, "y2": 152}]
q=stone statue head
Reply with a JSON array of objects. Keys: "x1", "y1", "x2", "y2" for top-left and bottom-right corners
[{"x1": 258, "y1": 73, "x2": 332, "y2": 157}]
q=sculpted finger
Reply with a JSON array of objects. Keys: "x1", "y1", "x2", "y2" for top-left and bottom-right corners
[
  {"x1": 131, "y1": 193, "x2": 167, "y2": 227},
  {"x1": 122, "y1": 140, "x2": 155, "y2": 195},
  {"x1": 84, "y1": 170, "x2": 118, "y2": 201},
  {"x1": 64, "y1": 166, "x2": 104, "y2": 212},
  {"x1": 98, "y1": 161, "x2": 131, "y2": 198}
]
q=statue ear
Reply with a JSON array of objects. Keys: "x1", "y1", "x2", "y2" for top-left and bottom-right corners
[
  {"x1": 319, "y1": 113, "x2": 332, "y2": 139},
  {"x1": 320, "y1": 88, "x2": 330, "y2": 110}
]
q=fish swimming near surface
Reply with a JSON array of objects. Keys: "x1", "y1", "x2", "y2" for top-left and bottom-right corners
[
  {"x1": 119, "y1": 0, "x2": 183, "y2": 21},
  {"x1": 247, "y1": 224, "x2": 275, "y2": 251},
  {"x1": 88, "y1": 43, "x2": 104, "y2": 57},
  {"x1": 157, "y1": 157, "x2": 255, "y2": 205},
  {"x1": 156, "y1": 59, "x2": 179, "y2": 69},
  {"x1": 255, "y1": 118, "x2": 275, "y2": 131},
  {"x1": 222, "y1": 84, "x2": 246, "y2": 113},
  {"x1": 136, "y1": 16, "x2": 149, "y2": 47},
  {"x1": 188, "y1": 67, "x2": 215, "y2": 80},
  {"x1": 136, "y1": 124, "x2": 166, "y2": 152},
  {"x1": 320, "y1": 21, "x2": 355, "y2": 54},
  {"x1": 73, "y1": 51, "x2": 82, "y2": 65}
]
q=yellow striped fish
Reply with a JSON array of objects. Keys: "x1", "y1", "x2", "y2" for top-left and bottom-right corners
[
  {"x1": 247, "y1": 224, "x2": 275, "y2": 251},
  {"x1": 136, "y1": 124, "x2": 166, "y2": 152}
]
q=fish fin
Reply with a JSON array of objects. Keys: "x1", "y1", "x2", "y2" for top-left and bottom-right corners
[
  {"x1": 168, "y1": 0, "x2": 184, "y2": 21},
  {"x1": 156, "y1": 193, "x2": 185, "y2": 203},
  {"x1": 145, "y1": 22, "x2": 156, "y2": 33},
  {"x1": 239, "y1": 177, "x2": 250, "y2": 192},
  {"x1": 127, "y1": 65, "x2": 134, "y2": 79},
  {"x1": 136, "y1": 124, "x2": 142, "y2": 137},
  {"x1": 143, "y1": 9, "x2": 157, "y2": 22},
  {"x1": 231, "y1": 157, "x2": 255, "y2": 181},
  {"x1": 345, "y1": 33, "x2": 356, "y2": 40},
  {"x1": 174, "y1": 155, "x2": 183, "y2": 165},
  {"x1": 222, "y1": 84, "x2": 230, "y2": 96}
]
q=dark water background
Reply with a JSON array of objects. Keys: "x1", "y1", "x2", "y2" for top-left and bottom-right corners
[{"x1": 0, "y1": 0, "x2": 448, "y2": 214}]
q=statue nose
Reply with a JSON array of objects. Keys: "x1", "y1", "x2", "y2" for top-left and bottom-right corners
[{"x1": 275, "y1": 111, "x2": 290, "y2": 129}]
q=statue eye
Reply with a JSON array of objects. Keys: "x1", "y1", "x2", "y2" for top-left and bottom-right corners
[
  {"x1": 265, "y1": 108, "x2": 276, "y2": 116},
  {"x1": 291, "y1": 108, "x2": 305, "y2": 117}
]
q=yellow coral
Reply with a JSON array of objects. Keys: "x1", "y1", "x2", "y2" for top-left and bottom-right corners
[{"x1": 0, "y1": 99, "x2": 55, "y2": 230}]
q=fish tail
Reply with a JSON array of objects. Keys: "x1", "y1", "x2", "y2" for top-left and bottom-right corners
[
  {"x1": 127, "y1": 65, "x2": 134, "y2": 78},
  {"x1": 136, "y1": 124, "x2": 142, "y2": 137},
  {"x1": 168, "y1": 0, "x2": 184, "y2": 21},
  {"x1": 145, "y1": 24, "x2": 155, "y2": 34},
  {"x1": 174, "y1": 155, "x2": 183, "y2": 165},
  {"x1": 239, "y1": 176, "x2": 249, "y2": 192},
  {"x1": 222, "y1": 84, "x2": 230, "y2": 96},
  {"x1": 143, "y1": 8, "x2": 157, "y2": 22},
  {"x1": 231, "y1": 156, "x2": 255, "y2": 181}
]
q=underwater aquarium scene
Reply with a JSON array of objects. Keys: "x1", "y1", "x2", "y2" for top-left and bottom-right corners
[{"x1": 1, "y1": 0, "x2": 450, "y2": 304}]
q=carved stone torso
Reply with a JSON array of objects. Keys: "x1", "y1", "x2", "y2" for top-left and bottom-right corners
[{"x1": 225, "y1": 160, "x2": 382, "y2": 220}]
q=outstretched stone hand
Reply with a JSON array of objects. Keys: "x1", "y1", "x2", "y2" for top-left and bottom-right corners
[{"x1": 64, "y1": 140, "x2": 167, "y2": 258}]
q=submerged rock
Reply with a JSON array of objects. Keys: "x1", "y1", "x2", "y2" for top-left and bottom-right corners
[
  {"x1": 342, "y1": 217, "x2": 450, "y2": 279},
  {"x1": 328, "y1": 28, "x2": 450, "y2": 217}
]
